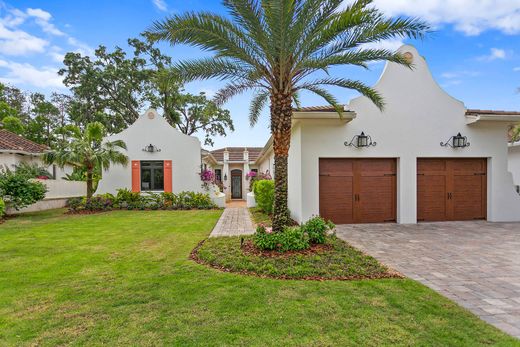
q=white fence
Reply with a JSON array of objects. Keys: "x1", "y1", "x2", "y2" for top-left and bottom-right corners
[{"x1": 6, "y1": 179, "x2": 86, "y2": 215}]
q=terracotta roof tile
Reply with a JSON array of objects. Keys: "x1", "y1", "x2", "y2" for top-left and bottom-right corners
[
  {"x1": 295, "y1": 105, "x2": 347, "y2": 112},
  {"x1": 466, "y1": 109, "x2": 520, "y2": 116},
  {"x1": 0, "y1": 129, "x2": 48, "y2": 153},
  {"x1": 209, "y1": 147, "x2": 263, "y2": 162}
]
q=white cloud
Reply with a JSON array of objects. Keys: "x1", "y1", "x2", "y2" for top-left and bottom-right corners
[
  {"x1": 26, "y1": 8, "x2": 51, "y2": 21},
  {"x1": 350, "y1": 0, "x2": 520, "y2": 36},
  {"x1": 441, "y1": 70, "x2": 479, "y2": 79},
  {"x1": 0, "y1": 23, "x2": 48, "y2": 55},
  {"x1": 477, "y1": 48, "x2": 508, "y2": 61},
  {"x1": 152, "y1": 0, "x2": 168, "y2": 11},
  {"x1": 514, "y1": 67, "x2": 520, "y2": 72},
  {"x1": 67, "y1": 37, "x2": 94, "y2": 56},
  {"x1": 26, "y1": 8, "x2": 65, "y2": 36},
  {"x1": 0, "y1": 59, "x2": 64, "y2": 88},
  {"x1": 361, "y1": 38, "x2": 405, "y2": 52}
]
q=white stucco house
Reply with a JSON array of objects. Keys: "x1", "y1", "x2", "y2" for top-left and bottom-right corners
[
  {"x1": 97, "y1": 45, "x2": 520, "y2": 225},
  {"x1": 96, "y1": 109, "x2": 204, "y2": 195},
  {"x1": 0, "y1": 129, "x2": 84, "y2": 214},
  {"x1": 251, "y1": 45, "x2": 520, "y2": 224},
  {"x1": 509, "y1": 142, "x2": 520, "y2": 193},
  {"x1": 0, "y1": 129, "x2": 72, "y2": 178}
]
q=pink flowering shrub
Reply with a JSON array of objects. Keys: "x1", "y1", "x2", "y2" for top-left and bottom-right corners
[{"x1": 200, "y1": 169, "x2": 215, "y2": 191}]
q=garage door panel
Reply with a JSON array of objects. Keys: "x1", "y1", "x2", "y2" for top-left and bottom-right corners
[
  {"x1": 417, "y1": 158, "x2": 486, "y2": 222},
  {"x1": 453, "y1": 175, "x2": 486, "y2": 220},
  {"x1": 358, "y1": 176, "x2": 396, "y2": 223},
  {"x1": 417, "y1": 175, "x2": 447, "y2": 221},
  {"x1": 319, "y1": 159, "x2": 354, "y2": 176},
  {"x1": 319, "y1": 158, "x2": 396, "y2": 224},
  {"x1": 418, "y1": 158, "x2": 447, "y2": 172},
  {"x1": 319, "y1": 176, "x2": 354, "y2": 224}
]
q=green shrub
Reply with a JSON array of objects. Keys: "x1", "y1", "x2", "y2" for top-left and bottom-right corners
[
  {"x1": 301, "y1": 216, "x2": 335, "y2": 244},
  {"x1": 253, "y1": 225, "x2": 309, "y2": 252},
  {"x1": 0, "y1": 197, "x2": 5, "y2": 217},
  {"x1": 14, "y1": 162, "x2": 52, "y2": 179},
  {"x1": 85, "y1": 196, "x2": 114, "y2": 211},
  {"x1": 66, "y1": 197, "x2": 85, "y2": 211},
  {"x1": 0, "y1": 170, "x2": 46, "y2": 210},
  {"x1": 115, "y1": 188, "x2": 141, "y2": 207},
  {"x1": 253, "y1": 179, "x2": 274, "y2": 214},
  {"x1": 66, "y1": 190, "x2": 216, "y2": 212}
]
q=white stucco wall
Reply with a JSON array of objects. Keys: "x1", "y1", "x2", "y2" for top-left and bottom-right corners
[
  {"x1": 509, "y1": 143, "x2": 520, "y2": 189},
  {"x1": 96, "y1": 109, "x2": 203, "y2": 194},
  {"x1": 257, "y1": 149, "x2": 275, "y2": 176},
  {"x1": 0, "y1": 152, "x2": 73, "y2": 178},
  {"x1": 291, "y1": 45, "x2": 520, "y2": 224}
]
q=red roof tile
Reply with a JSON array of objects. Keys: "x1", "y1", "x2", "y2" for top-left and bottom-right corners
[
  {"x1": 466, "y1": 109, "x2": 520, "y2": 116},
  {"x1": 0, "y1": 129, "x2": 48, "y2": 153},
  {"x1": 209, "y1": 147, "x2": 263, "y2": 162}
]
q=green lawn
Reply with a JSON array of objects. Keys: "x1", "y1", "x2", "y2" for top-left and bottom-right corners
[{"x1": 0, "y1": 210, "x2": 517, "y2": 346}]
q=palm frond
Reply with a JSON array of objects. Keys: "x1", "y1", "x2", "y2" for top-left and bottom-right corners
[
  {"x1": 249, "y1": 89, "x2": 269, "y2": 126},
  {"x1": 213, "y1": 80, "x2": 258, "y2": 106},
  {"x1": 300, "y1": 77, "x2": 384, "y2": 110},
  {"x1": 174, "y1": 58, "x2": 255, "y2": 82},
  {"x1": 299, "y1": 85, "x2": 342, "y2": 114}
]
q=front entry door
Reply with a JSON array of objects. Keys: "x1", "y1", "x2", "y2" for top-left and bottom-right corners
[{"x1": 231, "y1": 169, "x2": 242, "y2": 199}]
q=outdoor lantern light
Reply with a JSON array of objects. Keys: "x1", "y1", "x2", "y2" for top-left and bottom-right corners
[
  {"x1": 142, "y1": 144, "x2": 161, "y2": 153},
  {"x1": 344, "y1": 131, "x2": 376, "y2": 148},
  {"x1": 440, "y1": 133, "x2": 470, "y2": 148},
  {"x1": 224, "y1": 173, "x2": 228, "y2": 181}
]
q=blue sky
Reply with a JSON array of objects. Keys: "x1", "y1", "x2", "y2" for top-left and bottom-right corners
[{"x1": 1, "y1": 0, "x2": 520, "y2": 149}]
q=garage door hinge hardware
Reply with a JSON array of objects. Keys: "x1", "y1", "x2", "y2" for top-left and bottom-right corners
[
  {"x1": 474, "y1": 173, "x2": 486, "y2": 176},
  {"x1": 384, "y1": 173, "x2": 396, "y2": 176}
]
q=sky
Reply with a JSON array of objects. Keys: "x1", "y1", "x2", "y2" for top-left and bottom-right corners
[{"x1": 1, "y1": 0, "x2": 520, "y2": 149}]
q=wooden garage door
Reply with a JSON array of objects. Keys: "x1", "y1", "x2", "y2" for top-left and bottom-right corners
[
  {"x1": 417, "y1": 158, "x2": 487, "y2": 221},
  {"x1": 319, "y1": 159, "x2": 396, "y2": 224}
]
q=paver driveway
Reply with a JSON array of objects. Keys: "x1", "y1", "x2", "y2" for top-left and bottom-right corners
[{"x1": 336, "y1": 221, "x2": 520, "y2": 338}]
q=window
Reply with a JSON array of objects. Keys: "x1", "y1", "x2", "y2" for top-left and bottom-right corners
[
  {"x1": 141, "y1": 161, "x2": 164, "y2": 191},
  {"x1": 215, "y1": 169, "x2": 222, "y2": 183}
]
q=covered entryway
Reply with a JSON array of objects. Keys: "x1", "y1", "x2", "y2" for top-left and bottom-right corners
[
  {"x1": 319, "y1": 158, "x2": 396, "y2": 224},
  {"x1": 231, "y1": 169, "x2": 242, "y2": 199},
  {"x1": 417, "y1": 158, "x2": 487, "y2": 221}
]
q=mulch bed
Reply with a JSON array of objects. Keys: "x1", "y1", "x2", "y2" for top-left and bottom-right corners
[{"x1": 190, "y1": 238, "x2": 404, "y2": 282}]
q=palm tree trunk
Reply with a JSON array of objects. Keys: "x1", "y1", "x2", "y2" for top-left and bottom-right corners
[
  {"x1": 270, "y1": 93, "x2": 292, "y2": 232},
  {"x1": 86, "y1": 169, "x2": 94, "y2": 199}
]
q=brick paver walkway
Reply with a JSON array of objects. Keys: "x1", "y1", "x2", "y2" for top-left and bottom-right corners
[
  {"x1": 210, "y1": 206, "x2": 255, "y2": 237},
  {"x1": 336, "y1": 221, "x2": 520, "y2": 339}
]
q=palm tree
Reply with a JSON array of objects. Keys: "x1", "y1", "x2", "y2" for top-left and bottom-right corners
[
  {"x1": 148, "y1": 0, "x2": 429, "y2": 231},
  {"x1": 44, "y1": 122, "x2": 128, "y2": 198}
]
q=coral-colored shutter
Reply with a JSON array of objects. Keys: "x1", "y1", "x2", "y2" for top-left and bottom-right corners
[
  {"x1": 131, "y1": 160, "x2": 140, "y2": 192},
  {"x1": 164, "y1": 160, "x2": 172, "y2": 192}
]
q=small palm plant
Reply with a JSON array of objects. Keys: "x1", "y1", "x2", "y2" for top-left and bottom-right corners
[
  {"x1": 148, "y1": 0, "x2": 429, "y2": 231},
  {"x1": 44, "y1": 122, "x2": 128, "y2": 198}
]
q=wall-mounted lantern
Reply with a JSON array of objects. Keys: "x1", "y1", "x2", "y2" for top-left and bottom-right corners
[
  {"x1": 440, "y1": 133, "x2": 470, "y2": 148},
  {"x1": 224, "y1": 173, "x2": 228, "y2": 181},
  {"x1": 344, "y1": 131, "x2": 376, "y2": 148},
  {"x1": 142, "y1": 144, "x2": 161, "y2": 153}
]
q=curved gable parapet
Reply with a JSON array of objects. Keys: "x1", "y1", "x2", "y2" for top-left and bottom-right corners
[
  {"x1": 105, "y1": 108, "x2": 201, "y2": 146},
  {"x1": 349, "y1": 45, "x2": 466, "y2": 120}
]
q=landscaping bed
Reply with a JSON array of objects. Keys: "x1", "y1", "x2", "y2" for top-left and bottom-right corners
[{"x1": 193, "y1": 235, "x2": 402, "y2": 281}]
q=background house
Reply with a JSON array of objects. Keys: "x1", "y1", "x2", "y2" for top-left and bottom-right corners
[
  {"x1": 0, "y1": 129, "x2": 84, "y2": 214},
  {"x1": 203, "y1": 147, "x2": 263, "y2": 201},
  {"x1": 0, "y1": 129, "x2": 72, "y2": 178}
]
